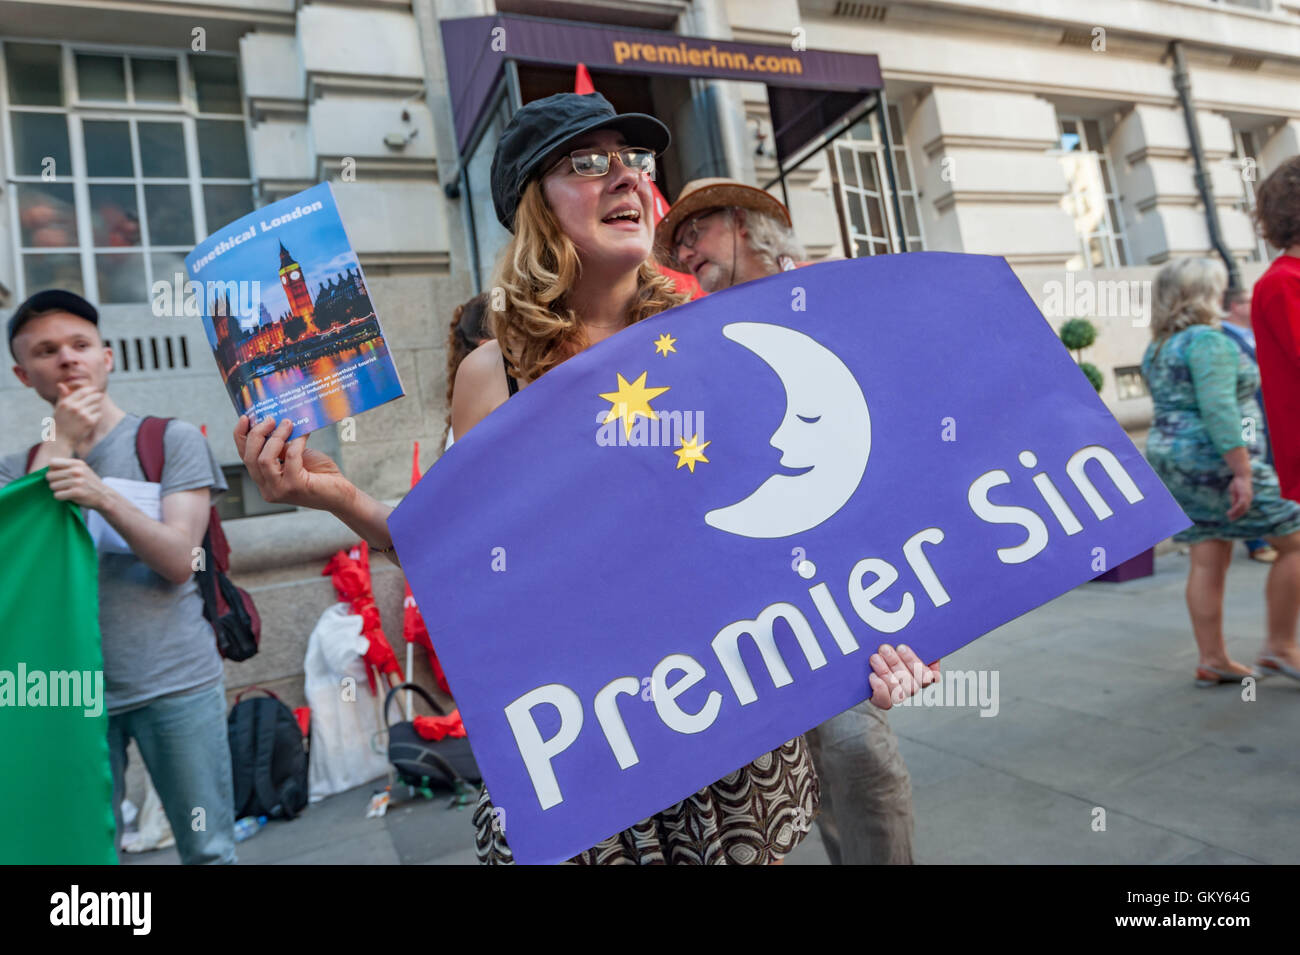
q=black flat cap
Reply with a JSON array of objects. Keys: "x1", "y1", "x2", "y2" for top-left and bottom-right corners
[
  {"x1": 490, "y1": 92, "x2": 670, "y2": 233},
  {"x1": 8, "y1": 289, "x2": 99, "y2": 359}
]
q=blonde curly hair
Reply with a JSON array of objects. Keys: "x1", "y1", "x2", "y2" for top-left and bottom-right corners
[
  {"x1": 488, "y1": 180, "x2": 688, "y2": 382},
  {"x1": 1150, "y1": 257, "x2": 1227, "y2": 341}
]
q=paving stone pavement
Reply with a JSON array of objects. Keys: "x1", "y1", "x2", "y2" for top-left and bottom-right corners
[{"x1": 123, "y1": 546, "x2": 1298, "y2": 865}]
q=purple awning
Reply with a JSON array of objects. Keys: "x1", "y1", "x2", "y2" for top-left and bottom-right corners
[{"x1": 440, "y1": 14, "x2": 882, "y2": 165}]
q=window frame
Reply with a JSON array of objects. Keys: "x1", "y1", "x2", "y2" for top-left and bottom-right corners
[
  {"x1": 828, "y1": 103, "x2": 925, "y2": 258},
  {"x1": 1230, "y1": 127, "x2": 1272, "y2": 263},
  {"x1": 1, "y1": 39, "x2": 254, "y2": 302},
  {"x1": 1113, "y1": 364, "x2": 1149, "y2": 401},
  {"x1": 1053, "y1": 114, "x2": 1129, "y2": 270}
]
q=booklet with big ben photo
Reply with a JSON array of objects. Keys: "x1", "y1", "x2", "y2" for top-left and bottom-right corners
[{"x1": 184, "y1": 182, "x2": 404, "y2": 438}]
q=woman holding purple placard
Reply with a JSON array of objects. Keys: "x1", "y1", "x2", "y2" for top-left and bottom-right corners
[{"x1": 235, "y1": 92, "x2": 936, "y2": 864}]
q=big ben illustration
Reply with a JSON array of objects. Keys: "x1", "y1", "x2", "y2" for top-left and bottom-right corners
[{"x1": 279, "y1": 241, "x2": 316, "y2": 333}]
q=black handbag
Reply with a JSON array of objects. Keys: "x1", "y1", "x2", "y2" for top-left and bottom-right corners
[{"x1": 383, "y1": 683, "x2": 481, "y2": 792}]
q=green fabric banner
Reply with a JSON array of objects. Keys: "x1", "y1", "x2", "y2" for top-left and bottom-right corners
[{"x1": 0, "y1": 469, "x2": 116, "y2": 864}]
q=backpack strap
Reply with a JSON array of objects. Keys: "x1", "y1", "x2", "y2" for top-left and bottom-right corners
[
  {"x1": 206, "y1": 508, "x2": 232, "y2": 574},
  {"x1": 134, "y1": 415, "x2": 171, "y2": 483},
  {"x1": 25, "y1": 444, "x2": 40, "y2": 474},
  {"x1": 230, "y1": 701, "x2": 258, "y2": 817},
  {"x1": 195, "y1": 528, "x2": 221, "y2": 625},
  {"x1": 235, "y1": 685, "x2": 281, "y2": 704},
  {"x1": 1222, "y1": 324, "x2": 1257, "y2": 364},
  {"x1": 136, "y1": 415, "x2": 232, "y2": 574},
  {"x1": 252, "y1": 702, "x2": 290, "y2": 819}
]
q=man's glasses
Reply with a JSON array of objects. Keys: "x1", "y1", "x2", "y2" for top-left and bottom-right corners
[
  {"x1": 671, "y1": 208, "x2": 728, "y2": 266},
  {"x1": 548, "y1": 147, "x2": 656, "y2": 179}
]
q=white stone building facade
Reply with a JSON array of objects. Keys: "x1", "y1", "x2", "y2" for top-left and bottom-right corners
[{"x1": 1, "y1": 0, "x2": 1296, "y2": 702}]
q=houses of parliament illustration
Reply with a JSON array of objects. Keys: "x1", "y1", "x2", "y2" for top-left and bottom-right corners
[{"x1": 209, "y1": 241, "x2": 381, "y2": 388}]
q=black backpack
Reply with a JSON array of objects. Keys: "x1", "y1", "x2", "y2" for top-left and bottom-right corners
[
  {"x1": 228, "y1": 687, "x2": 309, "y2": 820},
  {"x1": 384, "y1": 683, "x2": 481, "y2": 792}
]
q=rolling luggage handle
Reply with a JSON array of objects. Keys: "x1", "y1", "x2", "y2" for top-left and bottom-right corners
[{"x1": 382, "y1": 681, "x2": 448, "y2": 727}]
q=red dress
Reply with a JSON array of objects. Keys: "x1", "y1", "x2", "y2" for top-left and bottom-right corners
[{"x1": 1253, "y1": 253, "x2": 1300, "y2": 502}]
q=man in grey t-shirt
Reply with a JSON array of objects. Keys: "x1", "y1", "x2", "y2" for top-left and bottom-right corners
[{"x1": 4, "y1": 290, "x2": 236, "y2": 864}]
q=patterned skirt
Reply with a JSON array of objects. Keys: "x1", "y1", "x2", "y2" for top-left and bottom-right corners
[{"x1": 471, "y1": 736, "x2": 820, "y2": 865}]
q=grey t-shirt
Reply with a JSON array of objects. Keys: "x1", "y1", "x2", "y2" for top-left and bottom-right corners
[{"x1": 0, "y1": 413, "x2": 229, "y2": 714}]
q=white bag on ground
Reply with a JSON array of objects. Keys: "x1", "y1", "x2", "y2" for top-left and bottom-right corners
[
  {"x1": 304, "y1": 603, "x2": 390, "y2": 801},
  {"x1": 120, "y1": 775, "x2": 175, "y2": 853}
]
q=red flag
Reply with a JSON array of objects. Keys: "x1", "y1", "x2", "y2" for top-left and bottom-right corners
[
  {"x1": 574, "y1": 65, "x2": 704, "y2": 300},
  {"x1": 324, "y1": 540, "x2": 404, "y2": 695},
  {"x1": 657, "y1": 261, "x2": 705, "y2": 300},
  {"x1": 413, "y1": 710, "x2": 467, "y2": 742}
]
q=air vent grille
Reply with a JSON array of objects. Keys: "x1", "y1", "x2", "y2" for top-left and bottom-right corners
[
  {"x1": 114, "y1": 336, "x2": 191, "y2": 374},
  {"x1": 1059, "y1": 27, "x2": 1096, "y2": 47},
  {"x1": 833, "y1": 2, "x2": 888, "y2": 21}
]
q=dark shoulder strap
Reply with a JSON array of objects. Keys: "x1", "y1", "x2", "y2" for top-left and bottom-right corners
[
  {"x1": 138, "y1": 415, "x2": 228, "y2": 575},
  {"x1": 230, "y1": 702, "x2": 257, "y2": 816},
  {"x1": 135, "y1": 416, "x2": 171, "y2": 483},
  {"x1": 502, "y1": 353, "x2": 519, "y2": 397},
  {"x1": 252, "y1": 702, "x2": 288, "y2": 818},
  {"x1": 25, "y1": 444, "x2": 40, "y2": 473},
  {"x1": 1223, "y1": 325, "x2": 1256, "y2": 362}
]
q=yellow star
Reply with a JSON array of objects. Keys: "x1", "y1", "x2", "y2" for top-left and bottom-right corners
[
  {"x1": 654, "y1": 333, "x2": 677, "y2": 356},
  {"x1": 599, "y1": 371, "x2": 670, "y2": 436},
  {"x1": 674, "y1": 433, "x2": 710, "y2": 473}
]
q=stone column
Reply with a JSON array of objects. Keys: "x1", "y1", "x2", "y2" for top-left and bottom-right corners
[
  {"x1": 1109, "y1": 103, "x2": 1256, "y2": 264},
  {"x1": 908, "y1": 87, "x2": 1077, "y2": 267}
]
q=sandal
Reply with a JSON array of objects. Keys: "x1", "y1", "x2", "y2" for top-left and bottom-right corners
[
  {"x1": 1194, "y1": 664, "x2": 1255, "y2": 688},
  {"x1": 1256, "y1": 655, "x2": 1300, "y2": 683}
]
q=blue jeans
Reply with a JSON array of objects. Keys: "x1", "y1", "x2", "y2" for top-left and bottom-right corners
[{"x1": 108, "y1": 681, "x2": 236, "y2": 865}]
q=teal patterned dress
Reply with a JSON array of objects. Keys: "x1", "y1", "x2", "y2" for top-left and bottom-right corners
[{"x1": 1142, "y1": 324, "x2": 1300, "y2": 543}]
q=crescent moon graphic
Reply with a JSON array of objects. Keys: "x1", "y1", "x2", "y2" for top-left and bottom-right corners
[{"x1": 705, "y1": 322, "x2": 870, "y2": 539}]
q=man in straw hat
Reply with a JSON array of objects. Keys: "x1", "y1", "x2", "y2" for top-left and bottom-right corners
[
  {"x1": 656, "y1": 179, "x2": 917, "y2": 864},
  {"x1": 654, "y1": 178, "x2": 805, "y2": 292}
]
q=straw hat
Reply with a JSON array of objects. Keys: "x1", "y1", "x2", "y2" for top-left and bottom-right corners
[{"x1": 654, "y1": 178, "x2": 792, "y2": 258}]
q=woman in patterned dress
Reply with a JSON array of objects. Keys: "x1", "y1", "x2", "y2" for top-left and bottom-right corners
[
  {"x1": 1141, "y1": 258, "x2": 1300, "y2": 687},
  {"x1": 235, "y1": 92, "x2": 937, "y2": 864}
]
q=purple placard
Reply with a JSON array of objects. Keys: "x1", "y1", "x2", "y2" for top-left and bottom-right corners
[{"x1": 389, "y1": 253, "x2": 1188, "y2": 864}]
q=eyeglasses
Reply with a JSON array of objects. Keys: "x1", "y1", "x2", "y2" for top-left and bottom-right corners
[
  {"x1": 671, "y1": 208, "x2": 728, "y2": 264},
  {"x1": 547, "y1": 147, "x2": 656, "y2": 179}
]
